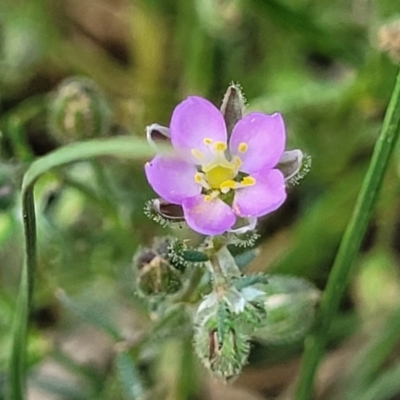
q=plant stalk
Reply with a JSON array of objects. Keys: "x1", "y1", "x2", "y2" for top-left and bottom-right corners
[{"x1": 295, "y1": 68, "x2": 400, "y2": 399}]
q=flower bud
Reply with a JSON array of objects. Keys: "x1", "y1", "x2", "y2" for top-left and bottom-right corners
[
  {"x1": 133, "y1": 238, "x2": 183, "y2": 296},
  {"x1": 252, "y1": 275, "x2": 320, "y2": 344},
  {"x1": 378, "y1": 19, "x2": 400, "y2": 63},
  {"x1": 220, "y1": 83, "x2": 246, "y2": 136},
  {"x1": 195, "y1": 0, "x2": 241, "y2": 37},
  {"x1": 194, "y1": 313, "x2": 250, "y2": 380},
  {"x1": 48, "y1": 77, "x2": 111, "y2": 143},
  {"x1": 193, "y1": 280, "x2": 269, "y2": 379}
]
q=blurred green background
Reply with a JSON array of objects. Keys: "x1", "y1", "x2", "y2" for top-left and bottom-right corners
[{"x1": 1, "y1": 0, "x2": 400, "y2": 399}]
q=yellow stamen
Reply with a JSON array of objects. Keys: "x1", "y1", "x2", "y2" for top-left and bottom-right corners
[
  {"x1": 241, "y1": 176, "x2": 256, "y2": 186},
  {"x1": 204, "y1": 191, "x2": 219, "y2": 202},
  {"x1": 203, "y1": 138, "x2": 213, "y2": 145},
  {"x1": 220, "y1": 180, "x2": 236, "y2": 190},
  {"x1": 194, "y1": 173, "x2": 203, "y2": 183},
  {"x1": 238, "y1": 142, "x2": 248, "y2": 153},
  {"x1": 233, "y1": 156, "x2": 242, "y2": 169},
  {"x1": 214, "y1": 141, "x2": 227, "y2": 151}
]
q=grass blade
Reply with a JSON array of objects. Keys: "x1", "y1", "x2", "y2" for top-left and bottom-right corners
[{"x1": 9, "y1": 136, "x2": 158, "y2": 399}]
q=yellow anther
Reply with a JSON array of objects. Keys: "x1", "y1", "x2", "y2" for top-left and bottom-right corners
[
  {"x1": 241, "y1": 176, "x2": 256, "y2": 186},
  {"x1": 204, "y1": 191, "x2": 219, "y2": 202},
  {"x1": 220, "y1": 180, "x2": 236, "y2": 190},
  {"x1": 214, "y1": 141, "x2": 227, "y2": 152},
  {"x1": 194, "y1": 173, "x2": 203, "y2": 183},
  {"x1": 191, "y1": 149, "x2": 204, "y2": 160},
  {"x1": 203, "y1": 138, "x2": 213, "y2": 145},
  {"x1": 238, "y1": 142, "x2": 248, "y2": 153}
]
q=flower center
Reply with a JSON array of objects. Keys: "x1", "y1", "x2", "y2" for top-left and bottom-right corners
[
  {"x1": 205, "y1": 165, "x2": 235, "y2": 189},
  {"x1": 191, "y1": 138, "x2": 255, "y2": 198}
]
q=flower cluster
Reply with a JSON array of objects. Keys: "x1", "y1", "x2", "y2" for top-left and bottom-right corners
[{"x1": 145, "y1": 86, "x2": 304, "y2": 235}]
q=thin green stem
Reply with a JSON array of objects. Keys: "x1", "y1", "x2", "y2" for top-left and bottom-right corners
[
  {"x1": 7, "y1": 136, "x2": 156, "y2": 399},
  {"x1": 295, "y1": 68, "x2": 400, "y2": 399},
  {"x1": 9, "y1": 188, "x2": 36, "y2": 399},
  {"x1": 209, "y1": 255, "x2": 227, "y2": 288},
  {"x1": 178, "y1": 267, "x2": 205, "y2": 303}
]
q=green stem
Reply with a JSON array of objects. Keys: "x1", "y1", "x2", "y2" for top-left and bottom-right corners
[
  {"x1": 7, "y1": 136, "x2": 156, "y2": 399},
  {"x1": 295, "y1": 68, "x2": 400, "y2": 399},
  {"x1": 209, "y1": 255, "x2": 227, "y2": 288},
  {"x1": 9, "y1": 188, "x2": 36, "y2": 399}
]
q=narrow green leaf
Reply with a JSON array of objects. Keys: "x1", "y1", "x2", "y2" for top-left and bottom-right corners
[
  {"x1": 358, "y1": 362, "x2": 400, "y2": 400},
  {"x1": 116, "y1": 351, "x2": 146, "y2": 400},
  {"x1": 9, "y1": 136, "x2": 160, "y2": 399},
  {"x1": 182, "y1": 250, "x2": 209, "y2": 263},
  {"x1": 22, "y1": 137, "x2": 157, "y2": 191},
  {"x1": 295, "y1": 68, "x2": 400, "y2": 399},
  {"x1": 9, "y1": 189, "x2": 36, "y2": 400}
]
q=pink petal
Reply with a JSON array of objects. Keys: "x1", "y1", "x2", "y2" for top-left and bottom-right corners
[
  {"x1": 182, "y1": 195, "x2": 236, "y2": 235},
  {"x1": 229, "y1": 112, "x2": 286, "y2": 174},
  {"x1": 233, "y1": 169, "x2": 286, "y2": 218},
  {"x1": 170, "y1": 97, "x2": 227, "y2": 161},
  {"x1": 145, "y1": 155, "x2": 200, "y2": 204}
]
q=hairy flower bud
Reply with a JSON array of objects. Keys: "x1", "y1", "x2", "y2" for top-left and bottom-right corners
[
  {"x1": 193, "y1": 275, "x2": 271, "y2": 379},
  {"x1": 220, "y1": 83, "x2": 246, "y2": 136},
  {"x1": 133, "y1": 238, "x2": 184, "y2": 296},
  {"x1": 378, "y1": 19, "x2": 400, "y2": 63},
  {"x1": 48, "y1": 77, "x2": 111, "y2": 143},
  {"x1": 194, "y1": 312, "x2": 250, "y2": 380},
  {"x1": 252, "y1": 275, "x2": 320, "y2": 344}
]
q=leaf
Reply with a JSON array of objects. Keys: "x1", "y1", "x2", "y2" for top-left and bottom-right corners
[
  {"x1": 116, "y1": 351, "x2": 146, "y2": 400},
  {"x1": 22, "y1": 137, "x2": 158, "y2": 191},
  {"x1": 233, "y1": 274, "x2": 269, "y2": 290},
  {"x1": 9, "y1": 136, "x2": 161, "y2": 399}
]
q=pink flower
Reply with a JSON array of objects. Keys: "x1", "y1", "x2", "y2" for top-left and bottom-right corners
[{"x1": 145, "y1": 96, "x2": 287, "y2": 236}]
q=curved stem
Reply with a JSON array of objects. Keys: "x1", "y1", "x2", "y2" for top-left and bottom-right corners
[
  {"x1": 9, "y1": 188, "x2": 36, "y2": 399},
  {"x1": 8, "y1": 136, "x2": 156, "y2": 399},
  {"x1": 295, "y1": 68, "x2": 400, "y2": 399}
]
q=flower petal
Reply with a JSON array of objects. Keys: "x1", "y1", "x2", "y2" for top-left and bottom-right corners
[
  {"x1": 145, "y1": 155, "x2": 200, "y2": 204},
  {"x1": 229, "y1": 112, "x2": 286, "y2": 174},
  {"x1": 170, "y1": 96, "x2": 227, "y2": 160},
  {"x1": 182, "y1": 195, "x2": 236, "y2": 235},
  {"x1": 233, "y1": 169, "x2": 286, "y2": 217}
]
